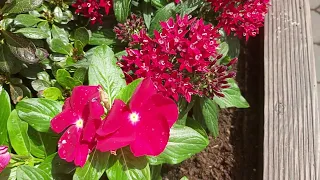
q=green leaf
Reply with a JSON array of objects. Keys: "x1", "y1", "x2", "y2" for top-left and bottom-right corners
[
  {"x1": 73, "y1": 150, "x2": 109, "y2": 180},
  {"x1": 193, "y1": 97, "x2": 219, "y2": 137},
  {"x1": 113, "y1": 0, "x2": 132, "y2": 22},
  {"x1": 226, "y1": 36, "x2": 240, "y2": 58},
  {"x1": 38, "y1": 153, "x2": 75, "y2": 179},
  {"x1": 180, "y1": 176, "x2": 189, "y2": 180},
  {"x1": 56, "y1": 69, "x2": 82, "y2": 89},
  {"x1": 43, "y1": 87, "x2": 62, "y2": 101},
  {"x1": 106, "y1": 148, "x2": 151, "y2": 180},
  {"x1": 10, "y1": 84, "x2": 24, "y2": 104},
  {"x1": 116, "y1": 78, "x2": 142, "y2": 103},
  {"x1": 88, "y1": 29, "x2": 116, "y2": 46},
  {"x1": 149, "y1": 3, "x2": 175, "y2": 35},
  {"x1": 16, "y1": 98, "x2": 62, "y2": 132},
  {"x1": 151, "y1": 0, "x2": 167, "y2": 9},
  {"x1": 0, "y1": 44, "x2": 22, "y2": 74},
  {"x1": 51, "y1": 25, "x2": 69, "y2": 44},
  {"x1": 16, "y1": 165, "x2": 51, "y2": 180},
  {"x1": 142, "y1": 1, "x2": 153, "y2": 29},
  {"x1": 150, "y1": 165, "x2": 162, "y2": 180},
  {"x1": 213, "y1": 79, "x2": 249, "y2": 108},
  {"x1": 49, "y1": 38, "x2": 73, "y2": 55},
  {"x1": 74, "y1": 27, "x2": 89, "y2": 50},
  {"x1": 28, "y1": 127, "x2": 59, "y2": 159},
  {"x1": 73, "y1": 68, "x2": 87, "y2": 83},
  {"x1": 31, "y1": 79, "x2": 51, "y2": 91},
  {"x1": 7, "y1": 110, "x2": 31, "y2": 156},
  {"x1": 217, "y1": 42, "x2": 229, "y2": 60},
  {"x1": 0, "y1": 167, "x2": 17, "y2": 180},
  {"x1": 37, "y1": 21, "x2": 50, "y2": 37},
  {"x1": 53, "y1": 7, "x2": 63, "y2": 23},
  {"x1": 16, "y1": 28, "x2": 49, "y2": 39},
  {"x1": 88, "y1": 45, "x2": 126, "y2": 104},
  {"x1": 2, "y1": 0, "x2": 43, "y2": 14},
  {"x1": 2, "y1": 31, "x2": 39, "y2": 64},
  {"x1": 147, "y1": 124, "x2": 209, "y2": 165},
  {"x1": 14, "y1": 14, "x2": 43, "y2": 27},
  {"x1": 0, "y1": 89, "x2": 11, "y2": 145},
  {"x1": 175, "y1": 0, "x2": 203, "y2": 15}
]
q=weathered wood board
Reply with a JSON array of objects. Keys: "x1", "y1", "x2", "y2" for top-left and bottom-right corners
[{"x1": 264, "y1": 0, "x2": 320, "y2": 179}]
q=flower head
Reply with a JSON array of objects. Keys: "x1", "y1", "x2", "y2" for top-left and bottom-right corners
[
  {"x1": 114, "y1": 13, "x2": 146, "y2": 44},
  {"x1": 96, "y1": 78, "x2": 178, "y2": 157},
  {"x1": 72, "y1": 0, "x2": 112, "y2": 24},
  {"x1": 50, "y1": 86, "x2": 104, "y2": 167},
  {"x1": 0, "y1": 146, "x2": 10, "y2": 173},
  {"x1": 207, "y1": 0, "x2": 270, "y2": 40},
  {"x1": 120, "y1": 15, "x2": 236, "y2": 102}
]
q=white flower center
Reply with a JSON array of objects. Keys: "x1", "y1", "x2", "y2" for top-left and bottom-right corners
[
  {"x1": 75, "y1": 119, "x2": 84, "y2": 128},
  {"x1": 129, "y1": 112, "x2": 140, "y2": 124}
]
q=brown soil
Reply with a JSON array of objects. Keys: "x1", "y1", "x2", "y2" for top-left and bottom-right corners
[{"x1": 162, "y1": 35, "x2": 264, "y2": 180}]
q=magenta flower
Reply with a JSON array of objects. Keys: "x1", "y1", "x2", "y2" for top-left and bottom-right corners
[
  {"x1": 50, "y1": 86, "x2": 104, "y2": 167},
  {"x1": 96, "y1": 78, "x2": 178, "y2": 156},
  {"x1": 0, "y1": 146, "x2": 10, "y2": 173}
]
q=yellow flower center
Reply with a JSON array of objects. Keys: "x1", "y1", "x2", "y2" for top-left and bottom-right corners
[
  {"x1": 129, "y1": 112, "x2": 140, "y2": 124},
  {"x1": 75, "y1": 119, "x2": 84, "y2": 128}
]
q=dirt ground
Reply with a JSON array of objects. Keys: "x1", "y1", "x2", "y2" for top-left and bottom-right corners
[{"x1": 162, "y1": 36, "x2": 264, "y2": 180}]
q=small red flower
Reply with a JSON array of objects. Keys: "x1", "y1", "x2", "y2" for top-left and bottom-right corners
[
  {"x1": 50, "y1": 86, "x2": 104, "y2": 167},
  {"x1": 121, "y1": 15, "x2": 235, "y2": 102},
  {"x1": 207, "y1": 0, "x2": 270, "y2": 40},
  {"x1": 0, "y1": 146, "x2": 10, "y2": 173},
  {"x1": 96, "y1": 78, "x2": 178, "y2": 156},
  {"x1": 72, "y1": 0, "x2": 112, "y2": 24}
]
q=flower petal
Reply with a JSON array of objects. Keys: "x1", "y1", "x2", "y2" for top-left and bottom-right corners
[
  {"x1": 130, "y1": 112, "x2": 169, "y2": 156},
  {"x1": 0, "y1": 146, "x2": 10, "y2": 173},
  {"x1": 96, "y1": 127, "x2": 135, "y2": 152},
  {"x1": 70, "y1": 86, "x2": 100, "y2": 115},
  {"x1": 82, "y1": 100, "x2": 104, "y2": 142},
  {"x1": 129, "y1": 78, "x2": 157, "y2": 111},
  {"x1": 74, "y1": 144, "x2": 89, "y2": 167},
  {"x1": 57, "y1": 126, "x2": 81, "y2": 163},
  {"x1": 147, "y1": 94, "x2": 178, "y2": 128},
  {"x1": 97, "y1": 100, "x2": 129, "y2": 136},
  {"x1": 51, "y1": 108, "x2": 79, "y2": 133}
]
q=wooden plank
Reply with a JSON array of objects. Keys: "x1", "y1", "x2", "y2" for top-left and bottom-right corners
[{"x1": 263, "y1": 0, "x2": 320, "y2": 179}]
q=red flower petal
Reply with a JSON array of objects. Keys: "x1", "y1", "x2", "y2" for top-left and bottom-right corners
[
  {"x1": 130, "y1": 111, "x2": 169, "y2": 156},
  {"x1": 74, "y1": 144, "x2": 89, "y2": 167},
  {"x1": 82, "y1": 100, "x2": 104, "y2": 142},
  {"x1": 70, "y1": 86, "x2": 100, "y2": 115},
  {"x1": 0, "y1": 146, "x2": 10, "y2": 173},
  {"x1": 51, "y1": 108, "x2": 79, "y2": 133},
  {"x1": 129, "y1": 78, "x2": 157, "y2": 112},
  {"x1": 97, "y1": 127, "x2": 135, "y2": 152},
  {"x1": 57, "y1": 126, "x2": 81, "y2": 163},
  {"x1": 146, "y1": 94, "x2": 178, "y2": 128},
  {"x1": 97, "y1": 100, "x2": 129, "y2": 136}
]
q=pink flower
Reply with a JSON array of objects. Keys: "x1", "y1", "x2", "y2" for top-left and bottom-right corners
[
  {"x1": 0, "y1": 146, "x2": 10, "y2": 173},
  {"x1": 50, "y1": 86, "x2": 104, "y2": 167},
  {"x1": 96, "y1": 78, "x2": 178, "y2": 156}
]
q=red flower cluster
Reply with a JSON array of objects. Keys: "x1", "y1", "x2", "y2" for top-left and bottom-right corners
[
  {"x1": 207, "y1": 0, "x2": 270, "y2": 40},
  {"x1": 120, "y1": 15, "x2": 236, "y2": 102},
  {"x1": 50, "y1": 78, "x2": 178, "y2": 166},
  {"x1": 72, "y1": 0, "x2": 112, "y2": 24},
  {"x1": 114, "y1": 13, "x2": 146, "y2": 44}
]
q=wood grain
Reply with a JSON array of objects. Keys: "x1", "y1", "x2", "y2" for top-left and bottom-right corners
[{"x1": 264, "y1": 0, "x2": 319, "y2": 179}]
